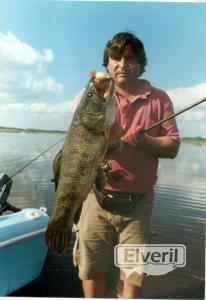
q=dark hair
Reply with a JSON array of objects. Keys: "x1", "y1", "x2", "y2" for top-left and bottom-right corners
[{"x1": 103, "y1": 31, "x2": 147, "y2": 76}]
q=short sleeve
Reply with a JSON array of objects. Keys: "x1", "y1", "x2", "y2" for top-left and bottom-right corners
[{"x1": 159, "y1": 91, "x2": 180, "y2": 141}]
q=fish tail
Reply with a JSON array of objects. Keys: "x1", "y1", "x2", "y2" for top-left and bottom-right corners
[{"x1": 45, "y1": 222, "x2": 71, "y2": 255}]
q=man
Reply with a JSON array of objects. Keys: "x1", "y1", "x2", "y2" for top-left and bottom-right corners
[{"x1": 74, "y1": 32, "x2": 180, "y2": 298}]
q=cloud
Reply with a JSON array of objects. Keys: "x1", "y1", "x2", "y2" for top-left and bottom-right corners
[
  {"x1": 167, "y1": 82, "x2": 206, "y2": 110},
  {"x1": 0, "y1": 101, "x2": 75, "y2": 130},
  {"x1": 0, "y1": 101, "x2": 75, "y2": 115},
  {"x1": 0, "y1": 34, "x2": 205, "y2": 137},
  {"x1": 183, "y1": 110, "x2": 204, "y2": 121},
  {"x1": 0, "y1": 31, "x2": 63, "y2": 102},
  {"x1": 0, "y1": 31, "x2": 53, "y2": 67},
  {"x1": 167, "y1": 82, "x2": 206, "y2": 123}
]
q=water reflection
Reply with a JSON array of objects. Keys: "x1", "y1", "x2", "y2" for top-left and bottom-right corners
[
  {"x1": 0, "y1": 132, "x2": 64, "y2": 213},
  {"x1": 157, "y1": 143, "x2": 206, "y2": 188},
  {"x1": 0, "y1": 132, "x2": 205, "y2": 210},
  {"x1": 0, "y1": 132, "x2": 205, "y2": 298}
]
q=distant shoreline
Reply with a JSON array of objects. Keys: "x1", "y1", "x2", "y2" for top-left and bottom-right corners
[
  {"x1": 0, "y1": 126, "x2": 66, "y2": 134},
  {"x1": 180, "y1": 137, "x2": 206, "y2": 144},
  {"x1": 0, "y1": 126, "x2": 206, "y2": 144}
]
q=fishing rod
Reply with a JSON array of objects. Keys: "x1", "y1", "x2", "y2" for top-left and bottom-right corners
[
  {"x1": 0, "y1": 136, "x2": 64, "y2": 213},
  {"x1": 1, "y1": 96, "x2": 205, "y2": 212},
  {"x1": 10, "y1": 137, "x2": 65, "y2": 179},
  {"x1": 107, "y1": 96, "x2": 206, "y2": 154}
]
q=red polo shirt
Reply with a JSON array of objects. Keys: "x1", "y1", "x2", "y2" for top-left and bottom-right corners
[
  {"x1": 104, "y1": 80, "x2": 179, "y2": 201},
  {"x1": 73, "y1": 80, "x2": 179, "y2": 202}
]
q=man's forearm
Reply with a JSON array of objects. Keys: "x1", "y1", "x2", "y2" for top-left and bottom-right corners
[{"x1": 139, "y1": 135, "x2": 180, "y2": 158}]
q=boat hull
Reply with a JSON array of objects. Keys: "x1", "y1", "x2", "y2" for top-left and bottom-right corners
[{"x1": 0, "y1": 208, "x2": 49, "y2": 296}]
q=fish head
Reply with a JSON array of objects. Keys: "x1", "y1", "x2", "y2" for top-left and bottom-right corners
[
  {"x1": 83, "y1": 84, "x2": 106, "y2": 116},
  {"x1": 79, "y1": 79, "x2": 115, "y2": 132}
]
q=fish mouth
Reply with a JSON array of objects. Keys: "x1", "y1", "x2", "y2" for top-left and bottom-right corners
[{"x1": 91, "y1": 78, "x2": 114, "y2": 99}]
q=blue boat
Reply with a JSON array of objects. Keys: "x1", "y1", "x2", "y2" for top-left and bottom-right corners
[{"x1": 0, "y1": 205, "x2": 49, "y2": 296}]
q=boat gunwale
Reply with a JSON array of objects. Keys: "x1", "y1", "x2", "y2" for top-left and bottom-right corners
[{"x1": 0, "y1": 228, "x2": 47, "y2": 248}]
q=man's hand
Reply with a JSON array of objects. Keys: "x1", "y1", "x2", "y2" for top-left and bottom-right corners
[
  {"x1": 121, "y1": 126, "x2": 145, "y2": 147},
  {"x1": 122, "y1": 128, "x2": 180, "y2": 158}
]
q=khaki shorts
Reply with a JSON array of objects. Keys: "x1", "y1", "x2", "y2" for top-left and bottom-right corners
[{"x1": 73, "y1": 192, "x2": 153, "y2": 287}]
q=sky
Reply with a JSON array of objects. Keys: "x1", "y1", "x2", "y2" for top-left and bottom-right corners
[{"x1": 0, "y1": 0, "x2": 206, "y2": 137}]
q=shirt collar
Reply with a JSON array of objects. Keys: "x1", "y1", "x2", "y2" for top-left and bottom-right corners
[
  {"x1": 115, "y1": 79, "x2": 152, "y2": 103},
  {"x1": 134, "y1": 79, "x2": 152, "y2": 100}
]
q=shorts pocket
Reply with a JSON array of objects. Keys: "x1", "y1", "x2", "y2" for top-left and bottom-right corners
[{"x1": 73, "y1": 231, "x2": 80, "y2": 267}]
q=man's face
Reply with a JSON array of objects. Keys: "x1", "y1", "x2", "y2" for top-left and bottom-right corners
[{"x1": 107, "y1": 44, "x2": 141, "y2": 86}]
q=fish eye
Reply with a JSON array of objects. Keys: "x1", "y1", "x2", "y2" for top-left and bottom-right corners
[{"x1": 87, "y1": 92, "x2": 93, "y2": 97}]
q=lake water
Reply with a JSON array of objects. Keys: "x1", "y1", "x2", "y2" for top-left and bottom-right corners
[{"x1": 0, "y1": 132, "x2": 205, "y2": 298}]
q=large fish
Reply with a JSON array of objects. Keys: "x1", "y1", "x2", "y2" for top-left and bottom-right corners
[{"x1": 45, "y1": 74, "x2": 115, "y2": 255}]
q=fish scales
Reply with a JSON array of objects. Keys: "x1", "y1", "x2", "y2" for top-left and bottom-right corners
[
  {"x1": 52, "y1": 123, "x2": 107, "y2": 217},
  {"x1": 45, "y1": 79, "x2": 115, "y2": 255}
]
